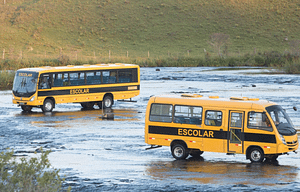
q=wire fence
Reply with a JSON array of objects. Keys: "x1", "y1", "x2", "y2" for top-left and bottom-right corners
[{"x1": 0, "y1": 48, "x2": 209, "y2": 62}]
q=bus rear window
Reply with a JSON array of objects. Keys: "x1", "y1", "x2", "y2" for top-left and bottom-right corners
[{"x1": 149, "y1": 104, "x2": 173, "y2": 123}]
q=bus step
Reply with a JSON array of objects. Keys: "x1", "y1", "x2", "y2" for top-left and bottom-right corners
[
  {"x1": 226, "y1": 153, "x2": 235, "y2": 155},
  {"x1": 146, "y1": 145, "x2": 162, "y2": 150},
  {"x1": 117, "y1": 98, "x2": 137, "y2": 102}
]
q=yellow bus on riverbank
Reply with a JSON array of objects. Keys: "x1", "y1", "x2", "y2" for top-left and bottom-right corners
[
  {"x1": 145, "y1": 94, "x2": 298, "y2": 162},
  {"x1": 12, "y1": 63, "x2": 140, "y2": 112}
]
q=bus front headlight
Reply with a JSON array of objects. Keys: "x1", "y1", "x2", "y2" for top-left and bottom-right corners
[
  {"x1": 30, "y1": 96, "x2": 35, "y2": 102},
  {"x1": 280, "y1": 134, "x2": 286, "y2": 145}
]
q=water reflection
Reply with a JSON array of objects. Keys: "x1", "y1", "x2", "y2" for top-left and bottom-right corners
[
  {"x1": 15, "y1": 108, "x2": 140, "y2": 129},
  {"x1": 146, "y1": 158, "x2": 299, "y2": 186}
]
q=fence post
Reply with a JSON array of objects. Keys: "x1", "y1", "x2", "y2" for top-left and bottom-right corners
[
  {"x1": 187, "y1": 50, "x2": 189, "y2": 56},
  {"x1": 4, "y1": 0, "x2": 6, "y2": 5},
  {"x1": 2, "y1": 49, "x2": 5, "y2": 59},
  {"x1": 148, "y1": 51, "x2": 150, "y2": 58}
]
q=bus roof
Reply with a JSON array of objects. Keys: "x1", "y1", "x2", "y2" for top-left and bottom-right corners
[
  {"x1": 17, "y1": 63, "x2": 139, "y2": 73},
  {"x1": 150, "y1": 94, "x2": 276, "y2": 111}
]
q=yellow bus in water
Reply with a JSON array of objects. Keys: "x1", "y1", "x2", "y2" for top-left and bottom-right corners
[
  {"x1": 145, "y1": 94, "x2": 298, "y2": 162},
  {"x1": 12, "y1": 63, "x2": 140, "y2": 112}
]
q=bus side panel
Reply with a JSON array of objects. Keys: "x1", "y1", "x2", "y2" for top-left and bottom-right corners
[
  {"x1": 202, "y1": 109, "x2": 228, "y2": 153},
  {"x1": 243, "y1": 129, "x2": 278, "y2": 155},
  {"x1": 146, "y1": 122, "x2": 204, "y2": 150}
]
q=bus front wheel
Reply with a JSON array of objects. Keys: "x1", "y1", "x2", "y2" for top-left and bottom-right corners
[
  {"x1": 21, "y1": 105, "x2": 32, "y2": 112},
  {"x1": 103, "y1": 95, "x2": 113, "y2": 109},
  {"x1": 248, "y1": 147, "x2": 264, "y2": 163},
  {"x1": 171, "y1": 144, "x2": 188, "y2": 160},
  {"x1": 42, "y1": 99, "x2": 54, "y2": 112}
]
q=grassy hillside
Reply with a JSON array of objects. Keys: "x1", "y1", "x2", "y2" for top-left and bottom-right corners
[{"x1": 0, "y1": 0, "x2": 300, "y2": 59}]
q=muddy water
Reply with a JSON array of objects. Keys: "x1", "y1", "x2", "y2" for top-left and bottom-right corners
[{"x1": 1, "y1": 67, "x2": 300, "y2": 191}]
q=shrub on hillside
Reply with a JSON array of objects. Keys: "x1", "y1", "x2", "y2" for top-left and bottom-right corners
[{"x1": 282, "y1": 59, "x2": 300, "y2": 74}]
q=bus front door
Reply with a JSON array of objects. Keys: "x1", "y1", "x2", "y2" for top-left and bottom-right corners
[{"x1": 228, "y1": 111, "x2": 244, "y2": 154}]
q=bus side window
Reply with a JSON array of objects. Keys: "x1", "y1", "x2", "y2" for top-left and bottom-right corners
[
  {"x1": 62, "y1": 73, "x2": 69, "y2": 86},
  {"x1": 174, "y1": 105, "x2": 202, "y2": 125},
  {"x1": 205, "y1": 110, "x2": 222, "y2": 126},
  {"x1": 70, "y1": 72, "x2": 85, "y2": 86},
  {"x1": 39, "y1": 74, "x2": 51, "y2": 89},
  {"x1": 53, "y1": 73, "x2": 63, "y2": 87},
  {"x1": 248, "y1": 112, "x2": 273, "y2": 131},
  {"x1": 149, "y1": 104, "x2": 173, "y2": 123},
  {"x1": 103, "y1": 71, "x2": 117, "y2": 84},
  {"x1": 118, "y1": 69, "x2": 133, "y2": 83}
]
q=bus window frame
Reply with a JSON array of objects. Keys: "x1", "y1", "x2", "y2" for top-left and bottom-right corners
[
  {"x1": 204, "y1": 110, "x2": 223, "y2": 126},
  {"x1": 247, "y1": 111, "x2": 273, "y2": 132},
  {"x1": 48, "y1": 68, "x2": 138, "y2": 87},
  {"x1": 173, "y1": 104, "x2": 203, "y2": 125},
  {"x1": 149, "y1": 103, "x2": 173, "y2": 123}
]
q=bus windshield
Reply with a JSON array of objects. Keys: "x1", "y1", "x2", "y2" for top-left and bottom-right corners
[
  {"x1": 266, "y1": 105, "x2": 296, "y2": 136},
  {"x1": 12, "y1": 71, "x2": 39, "y2": 97}
]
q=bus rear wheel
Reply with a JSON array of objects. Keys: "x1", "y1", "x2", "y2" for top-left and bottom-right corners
[
  {"x1": 171, "y1": 144, "x2": 188, "y2": 160},
  {"x1": 21, "y1": 105, "x2": 32, "y2": 112},
  {"x1": 103, "y1": 95, "x2": 113, "y2": 109},
  {"x1": 42, "y1": 99, "x2": 54, "y2": 112},
  {"x1": 249, "y1": 147, "x2": 264, "y2": 163}
]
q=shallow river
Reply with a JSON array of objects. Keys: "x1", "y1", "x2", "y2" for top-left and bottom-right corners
[{"x1": 0, "y1": 67, "x2": 300, "y2": 191}]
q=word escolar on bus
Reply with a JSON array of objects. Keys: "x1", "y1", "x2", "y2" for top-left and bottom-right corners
[
  {"x1": 70, "y1": 88, "x2": 90, "y2": 95},
  {"x1": 12, "y1": 63, "x2": 140, "y2": 112},
  {"x1": 178, "y1": 128, "x2": 214, "y2": 138}
]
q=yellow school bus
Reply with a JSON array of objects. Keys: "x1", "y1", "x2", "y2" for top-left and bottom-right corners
[
  {"x1": 145, "y1": 94, "x2": 298, "y2": 162},
  {"x1": 12, "y1": 63, "x2": 140, "y2": 112}
]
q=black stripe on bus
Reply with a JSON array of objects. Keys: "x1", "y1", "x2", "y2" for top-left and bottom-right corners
[
  {"x1": 244, "y1": 133, "x2": 276, "y2": 144},
  {"x1": 148, "y1": 125, "x2": 276, "y2": 143},
  {"x1": 148, "y1": 125, "x2": 227, "y2": 140},
  {"x1": 38, "y1": 85, "x2": 140, "y2": 97}
]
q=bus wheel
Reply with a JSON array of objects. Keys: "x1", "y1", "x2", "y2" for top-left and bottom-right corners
[
  {"x1": 42, "y1": 99, "x2": 54, "y2": 112},
  {"x1": 103, "y1": 95, "x2": 113, "y2": 109},
  {"x1": 249, "y1": 147, "x2": 264, "y2": 163},
  {"x1": 171, "y1": 144, "x2": 188, "y2": 160},
  {"x1": 190, "y1": 149, "x2": 204, "y2": 157},
  {"x1": 21, "y1": 105, "x2": 32, "y2": 112}
]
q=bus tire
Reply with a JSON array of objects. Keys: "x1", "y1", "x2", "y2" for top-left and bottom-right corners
[
  {"x1": 248, "y1": 147, "x2": 264, "y2": 163},
  {"x1": 190, "y1": 149, "x2": 204, "y2": 157},
  {"x1": 103, "y1": 95, "x2": 113, "y2": 109},
  {"x1": 42, "y1": 99, "x2": 54, "y2": 112},
  {"x1": 171, "y1": 144, "x2": 188, "y2": 160},
  {"x1": 21, "y1": 105, "x2": 32, "y2": 112}
]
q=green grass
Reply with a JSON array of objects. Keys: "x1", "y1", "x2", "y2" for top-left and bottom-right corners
[{"x1": 0, "y1": 0, "x2": 299, "y2": 58}]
